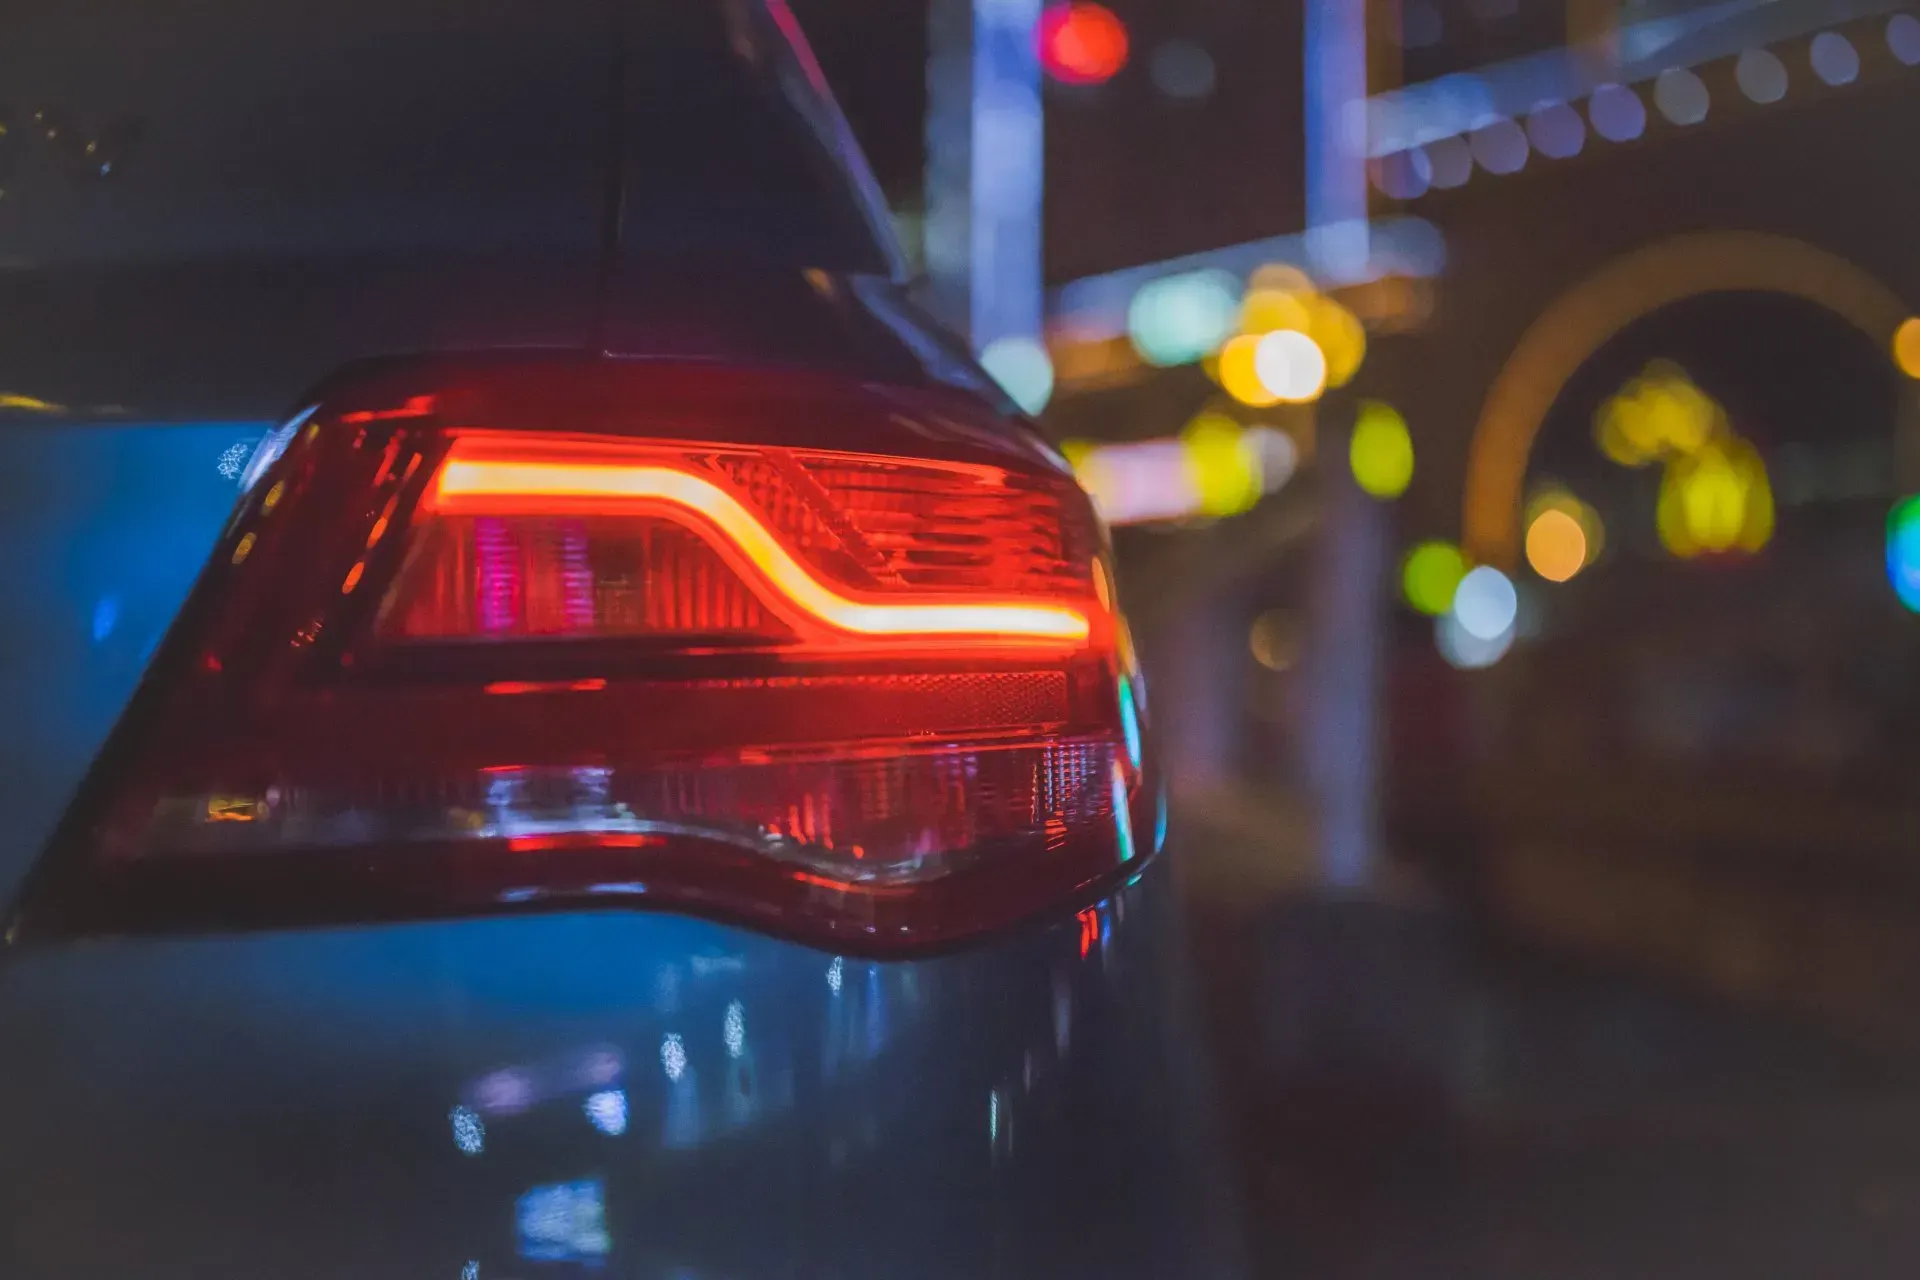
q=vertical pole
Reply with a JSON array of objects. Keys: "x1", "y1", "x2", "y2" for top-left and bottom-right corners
[
  {"x1": 925, "y1": 0, "x2": 1045, "y2": 354},
  {"x1": 1303, "y1": 0, "x2": 1371, "y2": 282},
  {"x1": 1305, "y1": 414, "x2": 1387, "y2": 890},
  {"x1": 1303, "y1": 0, "x2": 1386, "y2": 890}
]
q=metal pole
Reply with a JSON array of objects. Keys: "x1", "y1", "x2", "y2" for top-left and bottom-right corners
[{"x1": 924, "y1": 0, "x2": 1045, "y2": 354}]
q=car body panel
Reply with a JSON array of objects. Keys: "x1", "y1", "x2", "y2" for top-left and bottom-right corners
[{"x1": 0, "y1": 859, "x2": 1238, "y2": 1279}]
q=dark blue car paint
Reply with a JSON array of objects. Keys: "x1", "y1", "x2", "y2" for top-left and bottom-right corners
[{"x1": 0, "y1": 2, "x2": 1243, "y2": 1274}]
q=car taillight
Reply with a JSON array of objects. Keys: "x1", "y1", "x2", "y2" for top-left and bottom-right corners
[{"x1": 15, "y1": 359, "x2": 1155, "y2": 951}]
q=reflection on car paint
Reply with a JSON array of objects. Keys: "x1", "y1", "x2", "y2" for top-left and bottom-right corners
[
  {"x1": 0, "y1": 422, "x2": 273, "y2": 894},
  {"x1": 585, "y1": 1088, "x2": 629, "y2": 1137},
  {"x1": 515, "y1": 1178, "x2": 611, "y2": 1263},
  {"x1": 450, "y1": 1104, "x2": 485, "y2": 1156}
]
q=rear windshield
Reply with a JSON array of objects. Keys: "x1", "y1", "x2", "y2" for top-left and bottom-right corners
[
  {"x1": 0, "y1": 0, "x2": 899, "y2": 274},
  {"x1": 619, "y1": 1, "x2": 900, "y2": 273}
]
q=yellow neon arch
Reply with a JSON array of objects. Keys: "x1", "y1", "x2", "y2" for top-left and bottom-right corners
[{"x1": 1462, "y1": 231, "x2": 1913, "y2": 567}]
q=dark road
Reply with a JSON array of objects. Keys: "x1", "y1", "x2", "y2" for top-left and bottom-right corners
[{"x1": 1180, "y1": 806, "x2": 1920, "y2": 1280}]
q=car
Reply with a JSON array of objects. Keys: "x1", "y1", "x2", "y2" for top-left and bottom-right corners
[{"x1": 0, "y1": 3, "x2": 1243, "y2": 1277}]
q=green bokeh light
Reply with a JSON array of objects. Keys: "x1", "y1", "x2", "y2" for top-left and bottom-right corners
[{"x1": 1402, "y1": 540, "x2": 1467, "y2": 616}]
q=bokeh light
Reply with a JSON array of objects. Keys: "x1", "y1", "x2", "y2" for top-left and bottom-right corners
[
  {"x1": 1656, "y1": 436, "x2": 1775, "y2": 557},
  {"x1": 1219, "y1": 333, "x2": 1281, "y2": 407},
  {"x1": 1349, "y1": 402, "x2": 1414, "y2": 499},
  {"x1": 1469, "y1": 118, "x2": 1529, "y2": 174},
  {"x1": 1595, "y1": 360, "x2": 1720, "y2": 465},
  {"x1": 1887, "y1": 496, "x2": 1920, "y2": 610},
  {"x1": 1039, "y1": 3, "x2": 1131, "y2": 86},
  {"x1": 1248, "y1": 609, "x2": 1303, "y2": 671},
  {"x1": 1893, "y1": 317, "x2": 1920, "y2": 378},
  {"x1": 1425, "y1": 136, "x2": 1473, "y2": 188},
  {"x1": 1526, "y1": 102, "x2": 1585, "y2": 159},
  {"x1": 979, "y1": 335, "x2": 1055, "y2": 415},
  {"x1": 1525, "y1": 508, "x2": 1587, "y2": 582},
  {"x1": 1309, "y1": 294, "x2": 1368, "y2": 387},
  {"x1": 1372, "y1": 149, "x2": 1433, "y2": 200},
  {"x1": 1889, "y1": 13, "x2": 1920, "y2": 65},
  {"x1": 1071, "y1": 420, "x2": 1297, "y2": 525},
  {"x1": 1149, "y1": 40, "x2": 1216, "y2": 99},
  {"x1": 1588, "y1": 83, "x2": 1647, "y2": 142},
  {"x1": 1810, "y1": 31, "x2": 1860, "y2": 85},
  {"x1": 1242, "y1": 283, "x2": 1314, "y2": 335},
  {"x1": 1402, "y1": 540, "x2": 1468, "y2": 615},
  {"x1": 1528, "y1": 487, "x2": 1605, "y2": 567},
  {"x1": 1248, "y1": 424, "x2": 1300, "y2": 490},
  {"x1": 1253, "y1": 329, "x2": 1329, "y2": 402},
  {"x1": 1453, "y1": 565, "x2": 1517, "y2": 641},
  {"x1": 1182, "y1": 412, "x2": 1263, "y2": 516},
  {"x1": 1735, "y1": 48, "x2": 1789, "y2": 103},
  {"x1": 1437, "y1": 608, "x2": 1514, "y2": 669},
  {"x1": 1127, "y1": 269, "x2": 1241, "y2": 366},
  {"x1": 1653, "y1": 68, "x2": 1709, "y2": 125}
]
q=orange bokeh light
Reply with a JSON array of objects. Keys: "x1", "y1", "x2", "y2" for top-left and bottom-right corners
[{"x1": 1524, "y1": 508, "x2": 1588, "y2": 582}]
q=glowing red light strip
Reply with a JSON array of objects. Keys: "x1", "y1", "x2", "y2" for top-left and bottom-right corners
[{"x1": 426, "y1": 454, "x2": 1092, "y2": 647}]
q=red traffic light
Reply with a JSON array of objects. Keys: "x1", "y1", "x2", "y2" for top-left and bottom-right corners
[{"x1": 1039, "y1": 3, "x2": 1130, "y2": 86}]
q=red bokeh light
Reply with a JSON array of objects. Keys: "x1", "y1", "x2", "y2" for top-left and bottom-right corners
[{"x1": 1039, "y1": 3, "x2": 1130, "y2": 86}]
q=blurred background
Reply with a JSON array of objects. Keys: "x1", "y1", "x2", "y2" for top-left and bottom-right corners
[{"x1": 792, "y1": 0, "x2": 1920, "y2": 1274}]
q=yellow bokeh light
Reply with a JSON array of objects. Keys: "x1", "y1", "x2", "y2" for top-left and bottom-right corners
[
  {"x1": 1656, "y1": 435, "x2": 1774, "y2": 557},
  {"x1": 1219, "y1": 333, "x2": 1281, "y2": 406},
  {"x1": 1058, "y1": 438, "x2": 1098, "y2": 469},
  {"x1": 1525, "y1": 508, "x2": 1588, "y2": 582},
  {"x1": 1249, "y1": 263, "x2": 1315, "y2": 295},
  {"x1": 1241, "y1": 287, "x2": 1313, "y2": 338},
  {"x1": 1181, "y1": 412, "x2": 1263, "y2": 516},
  {"x1": 1349, "y1": 402, "x2": 1413, "y2": 499},
  {"x1": 1309, "y1": 295, "x2": 1368, "y2": 388},
  {"x1": 1595, "y1": 360, "x2": 1721, "y2": 466},
  {"x1": 1895, "y1": 317, "x2": 1920, "y2": 379}
]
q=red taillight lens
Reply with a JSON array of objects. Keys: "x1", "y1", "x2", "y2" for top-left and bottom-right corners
[
  {"x1": 20, "y1": 360, "x2": 1154, "y2": 950},
  {"x1": 381, "y1": 434, "x2": 1095, "y2": 651}
]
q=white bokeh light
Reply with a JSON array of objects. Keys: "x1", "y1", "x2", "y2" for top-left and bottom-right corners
[
  {"x1": 1735, "y1": 48, "x2": 1788, "y2": 103},
  {"x1": 1653, "y1": 68, "x2": 1709, "y2": 125},
  {"x1": 1452, "y1": 565, "x2": 1518, "y2": 641},
  {"x1": 1437, "y1": 609, "x2": 1515, "y2": 669},
  {"x1": 1252, "y1": 329, "x2": 1329, "y2": 402}
]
